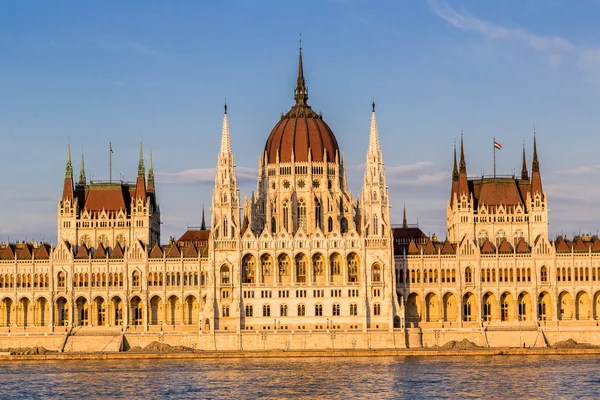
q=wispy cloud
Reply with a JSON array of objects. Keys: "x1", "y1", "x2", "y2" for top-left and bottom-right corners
[
  {"x1": 156, "y1": 167, "x2": 257, "y2": 185},
  {"x1": 428, "y1": 0, "x2": 600, "y2": 74},
  {"x1": 98, "y1": 39, "x2": 159, "y2": 56},
  {"x1": 554, "y1": 165, "x2": 600, "y2": 175}
]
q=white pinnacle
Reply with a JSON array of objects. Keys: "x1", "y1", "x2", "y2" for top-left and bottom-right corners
[
  {"x1": 368, "y1": 106, "x2": 380, "y2": 156},
  {"x1": 220, "y1": 108, "x2": 231, "y2": 155}
]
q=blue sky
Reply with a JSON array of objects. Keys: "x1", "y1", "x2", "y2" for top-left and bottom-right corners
[{"x1": 2, "y1": 0, "x2": 600, "y2": 244}]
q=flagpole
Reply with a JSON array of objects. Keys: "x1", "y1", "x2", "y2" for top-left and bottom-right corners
[
  {"x1": 110, "y1": 142, "x2": 112, "y2": 183},
  {"x1": 493, "y1": 137, "x2": 496, "y2": 178}
]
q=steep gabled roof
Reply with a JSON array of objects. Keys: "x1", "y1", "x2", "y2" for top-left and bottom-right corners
[
  {"x1": 407, "y1": 240, "x2": 419, "y2": 255},
  {"x1": 574, "y1": 238, "x2": 588, "y2": 252},
  {"x1": 166, "y1": 245, "x2": 180, "y2": 258},
  {"x1": 0, "y1": 244, "x2": 15, "y2": 260},
  {"x1": 75, "y1": 245, "x2": 89, "y2": 259},
  {"x1": 424, "y1": 240, "x2": 437, "y2": 255},
  {"x1": 110, "y1": 243, "x2": 124, "y2": 258},
  {"x1": 94, "y1": 243, "x2": 106, "y2": 258},
  {"x1": 441, "y1": 240, "x2": 455, "y2": 255},
  {"x1": 592, "y1": 237, "x2": 600, "y2": 253},
  {"x1": 555, "y1": 237, "x2": 570, "y2": 253},
  {"x1": 35, "y1": 244, "x2": 51, "y2": 259},
  {"x1": 184, "y1": 244, "x2": 198, "y2": 258},
  {"x1": 498, "y1": 240, "x2": 513, "y2": 254},
  {"x1": 516, "y1": 239, "x2": 530, "y2": 253},
  {"x1": 149, "y1": 243, "x2": 163, "y2": 258},
  {"x1": 480, "y1": 239, "x2": 495, "y2": 254},
  {"x1": 17, "y1": 244, "x2": 32, "y2": 259}
]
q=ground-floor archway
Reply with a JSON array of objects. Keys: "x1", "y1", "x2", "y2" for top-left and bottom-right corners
[
  {"x1": 558, "y1": 291, "x2": 573, "y2": 321},
  {"x1": 576, "y1": 291, "x2": 591, "y2": 320},
  {"x1": 35, "y1": 297, "x2": 49, "y2": 326},
  {"x1": 425, "y1": 292, "x2": 439, "y2": 322},
  {"x1": 184, "y1": 295, "x2": 198, "y2": 325},
  {"x1": 406, "y1": 293, "x2": 421, "y2": 326},
  {"x1": 0, "y1": 297, "x2": 14, "y2": 327},
  {"x1": 130, "y1": 296, "x2": 143, "y2": 326},
  {"x1": 538, "y1": 291, "x2": 553, "y2": 321},
  {"x1": 76, "y1": 297, "x2": 89, "y2": 326},
  {"x1": 443, "y1": 292, "x2": 458, "y2": 323},
  {"x1": 518, "y1": 292, "x2": 533, "y2": 322},
  {"x1": 150, "y1": 295, "x2": 162, "y2": 325},
  {"x1": 167, "y1": 295, "x2": 181, "y2": 325},
  {"x1": 482, "y1": 292, "x2": 497, "y2": 322},
  {"x1": 462, "y1": 292, "x2": 478, "y2": 322},
  {"x1": 55, "y1": 297, "x2": 69, "y2": 326}
]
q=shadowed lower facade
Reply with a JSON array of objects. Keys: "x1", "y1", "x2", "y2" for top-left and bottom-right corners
[{"x1": 1, "y1": 49, "x2": 600, "y2": 351}]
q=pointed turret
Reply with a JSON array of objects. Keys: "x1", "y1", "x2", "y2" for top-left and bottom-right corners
[
  {"x1": 62, "y1": 142, "x2": 74, "y2": 200},
  {"x1": 294, "y1": 41, "x2": 308, "y2": 106},
  {"x1": 138, "y1": 139, "x2": 145, "y2": 177},
  {"x1": 521, "y1": 143, "x2": 529, "y2": 180},
  {"x1": 402, "y1": 204, "x2": 408, "y2": 229},
  {"x1": 79, "y1": 149, "x2": 86, "y2": 185},
  {"x1": 452, "y1": 142, "x2": 458, "y2": 181},
  {"x1": 147, "y1": 150, "x2": 155, "y2": 192},
  {"x1": 531, "y1": 134, "x2": 543, "y2": 195},
  {"x1": 135, "y1": 139, "x2": 146, "y2": 199},
  {"x1": 368, "y1": 101, "x2": 381, "y2": 157},
  {"x1": 458, "y1": 134, "x2": 469, "y2": 196},
  {"x1": 220, "y1": 103, "x2": 231, "y2": 155},
  {"x1": 201, "y1": 205, "x2": 206, "y2": 230}
]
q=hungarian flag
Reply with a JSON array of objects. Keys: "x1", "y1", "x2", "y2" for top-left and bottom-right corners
[{"x1": 494, "y1": 141, "x2": 502, "y2": 150}]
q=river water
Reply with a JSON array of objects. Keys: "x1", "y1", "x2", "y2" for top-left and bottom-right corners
[{"x1": 1, "y1": 355, "x2": 599, "y2": 399}]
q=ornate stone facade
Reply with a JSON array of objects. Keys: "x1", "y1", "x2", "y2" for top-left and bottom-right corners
[{"x1": 1, "y1": 49, "x2": 599, "y2": 351}]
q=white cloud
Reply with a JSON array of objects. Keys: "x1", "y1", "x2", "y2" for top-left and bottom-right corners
[
  {"x1": 156, "y1": 167, "x2": 257, "y2": 185},
  {"x1": 554, "y1": 165, "x2": 600, "y2": 175},
  {"x1": 428, "y1": 0, "x2": 600, "y2": 74}
]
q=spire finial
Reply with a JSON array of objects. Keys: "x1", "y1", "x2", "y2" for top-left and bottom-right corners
[
  {"x1": 368, "y1": 101, "x2": 380, "y2": 155},
  {"x1": 220, "y1": 105, "x2": 231, "y2": 154},
  {"x1": 459, "y1": 130, "x2": 466, "y2": 173},
  {"x1": 521, "y1": 140, "x2": 529, "y2": 180},
  {"x1": 402, "y1": 203, "x2": 408, "y2": 229},
  {"x1": 532, "y1": 128, "x2": 540, "y2": 172},
  {"x1": 224, "y1": 99, "x2": 227, "y2": 115},
  {"x1": 148, "y1": 149, "x2": 155, "y2": 189},
  {"x1": 294, "y1": 37, "x2": 308, "y2": 105},
  {"x1": 138, "y1": 138, "x2": 145, "y2": 177},
  {"x1": 65, "y1": 140, "x2": 73, "y2": 177},
  {"x1": 201, "y1": 205, "x2": 206, "y2": 230},
  {"x1": 372, "y1": 99, "x2": 375, "y2": 113},
  {"x1": 452, "y1": 140, "x2": 458, "y2": 181},
  {"x1": 79, "y1": 148, "x2": 86, "y2": 185}
]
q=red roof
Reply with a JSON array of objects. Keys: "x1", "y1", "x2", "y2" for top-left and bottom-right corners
[
  {"x1": 516, "y1": 239, "x2": 530, "y2": 253},
  {"x1": 481, "y1": 239, "x2": 495, "y2": 254},
  {"x1": 76, "y1": 183, "x2": 130, "y2": 212},
  {"x1": 110, "y1": 244, "x2": 124, "y2": 258},
  {"x1": 94, "y1": 243, "x2": 106, "y2": 258},
  {"x1": 498, "y1": 240, "x2": 513, "y2": 254},
  {"x1": 75, "y1": 245, "x2": 89, "y2": 259},
  {"x1": 149, "y1": 243, "x2": 163, "y2": 258},
  {"x1": 264, "y1": 105, "x2": 339, "y2": 163}
]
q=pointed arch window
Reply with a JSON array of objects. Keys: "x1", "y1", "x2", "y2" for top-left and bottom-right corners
[
  {"x1": 315, "y1": 199, "x2": 322, "y2": 230},
  {"x1": 328, "y1": 217, "x2": 333, "y2": 233},
  {"x1": 283, "y1": 201, "x2": 289, "y2": 233},
  {"x1": 373, "y1": 215, "x2": 379, "y2": 235},
  {"x1": 298, "y1": 199, "x2": 307, "y2": 231},
  {"x1": 223, "y1": 216, "x2": 228, "y2": 238}
]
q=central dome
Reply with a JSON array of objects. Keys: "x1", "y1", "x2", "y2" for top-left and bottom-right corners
[{"x1": 264, "y1": 49, "x2": 339, "y2": 164}]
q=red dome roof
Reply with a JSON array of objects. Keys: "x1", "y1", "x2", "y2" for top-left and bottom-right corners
[
  {"x1": 264, "y1": 48, "x2": 339, "y2": 164},
  {"x1": 265, "y1": 106, "x2": 339, "y2": 164}
]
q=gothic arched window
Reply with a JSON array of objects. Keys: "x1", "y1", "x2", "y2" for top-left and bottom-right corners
[
  {"x1": 298, "y1": 199, "x2": 307, "y2": 231},
  {"x1": 283, "y1": 201, "x2": 289, "y2": 232}
]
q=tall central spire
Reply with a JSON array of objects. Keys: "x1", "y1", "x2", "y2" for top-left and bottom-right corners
[
  {"x1": 459, "y1": 133, "x2": 466, "y2": 173},
  {"x1": 368, "y1": 101, "x2": 381, "y2": 156},
  {"x1": 138, "y1": 139, "x2": 145, "y2": 177},
  {"x1": 294, "y1": 38, "x2": 308, "y2": 106},
  {"x1": 521, "y1": 143, "x2": 529, "y2": 180},
  {"x1": 65, "y1": 141, "x2": 73, "y2": 177},
  {"x1": 79, "y1": 149, "x2": 86, "y2": 185},
  {"x1": 220, "y1": 102, "x2": 231, "y2": 155}
]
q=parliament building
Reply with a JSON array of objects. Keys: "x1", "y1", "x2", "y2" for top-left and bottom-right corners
[{"x1": 1, "y1": 49, "x2": 599, "y2": 351}]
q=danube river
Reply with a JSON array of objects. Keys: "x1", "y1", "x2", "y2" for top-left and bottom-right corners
[{"x1": 1, "y1": 355, "x2": 599, "y2": 398}]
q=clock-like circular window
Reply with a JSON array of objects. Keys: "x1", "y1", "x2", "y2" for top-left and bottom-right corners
[
  {"x1": 298, "y1": 180, "x2": 306, "y2": 189},
  {"x1": 283, "y1": 180, "x2": 290, "y2": 189}
]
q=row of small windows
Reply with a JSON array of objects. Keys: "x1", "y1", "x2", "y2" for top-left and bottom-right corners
[
  {"x1": 0, "y1": 273, "x2": 50, "y2": 288},
  {"x1": 238, "y1": 255, "x2": 381, "y2": 284},
  {"x1": 242, "y1": 289, "x2": 361, "y2": 299},
  {"x1": 231, "y1": 303, "x2": 377, "y2": 317},
  {"x1": 75, "y1": 221, "x2": 131, "y2": 228},
  {"x1": 399, "y1": 266, "x2": 600, "y2": 285}
]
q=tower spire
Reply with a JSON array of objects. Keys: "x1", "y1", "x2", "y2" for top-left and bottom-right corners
[
  {"x1": 294, "y1": 37, "x2": 308, "y2": 106},
  {"x1": 220, "y1": 102, "x2": 231, "y2": 155},
  {"x1": 201, "y1": 205, "x2": 206, "y2": 230},
  {"x1": 459, "y1": 131, "x2": 466, "y2": 173},
  {"x1": 79, "y1": 148, "x2": 86, "y2": 185},
  {"x1": 452, "y1": 141, "x2": 458, "y2": 181},
  {"x1": 66, "y1": 141, "x2": 73, "y2": 177},
  {"x1": 147, "y1": 150, "x2": 155, "y2": 190},
  {"x1": 368, "y1": 101, "x2": 381, "y2": 156},
  {"x1": 138, "y1": 138, "x2": 145, "y2": 177},
  {"x1": 402, "y1": 204, "x2": 408, "y2": 229},
  {"x1": 532, "y1": 129, "x2": 539, "y2": 173},
  {"x1": 521, "y1": 141, "x2": 529, "y2": 180}
]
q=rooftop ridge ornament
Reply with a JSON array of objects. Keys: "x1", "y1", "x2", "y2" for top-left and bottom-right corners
[{"x1": 294, "y1": 35, "x2": 308, "y2": 106}]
